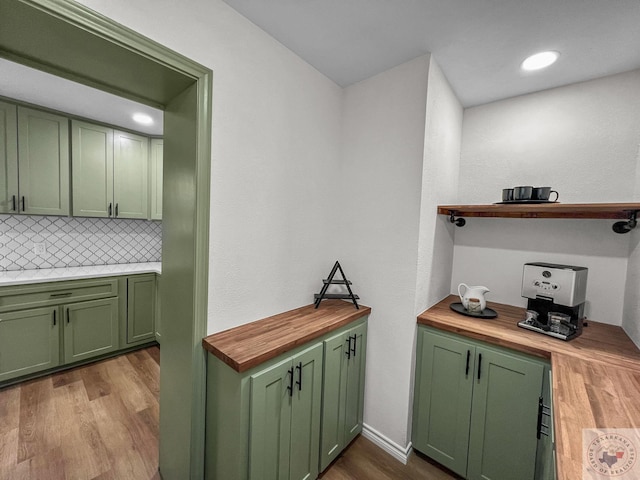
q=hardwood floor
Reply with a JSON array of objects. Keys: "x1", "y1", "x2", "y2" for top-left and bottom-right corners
[
  {"x1": 0, "y1": 347, "x2": 161, "y2": 480},
  {"x1": 0, "y1": 346, "x2": 458, "y2": 480},
  {"x1": 322, "y1": 436, "x2": 461, "y2": 480}
]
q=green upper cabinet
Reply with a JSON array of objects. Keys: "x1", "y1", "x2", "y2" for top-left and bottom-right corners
[
  {"x1": 0, "y1": 306, "x2": 60, "y2": 382},
  {"x1": 71, "y1": 120, "x2": 114, "y2": 217},
  {"x1": 17, "y1": 106, "x2": 70, "y2": 215},
  {"x1": 71, "y1": 121, "x2": 150, "y2": 219},
  {"x1": 319, "y1": 320, "x2": 367, "y2": 472},
  {"x1": 114, "y1": 130, "x2": 149, "y2": 219},
  {"x1": 249, "y1": 343, "x2": 323, "y2": 480},
  {"x1": 149, "y1": 138, "x2": 163, "y2": 220},
  {"x1": 0, "y1": 101, "x2": 18, "y2": 214},
  {"x1": 412, "y1": 326, "x2": 546, "y2": 480}
]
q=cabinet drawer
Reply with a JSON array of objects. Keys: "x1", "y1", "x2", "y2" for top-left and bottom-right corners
[{"x1": 0, "y1": 278, "x2": 118, "y2": 313}]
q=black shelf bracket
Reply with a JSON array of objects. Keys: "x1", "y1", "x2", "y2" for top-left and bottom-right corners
[
  {"x1": 314, "y1": 261, "x2": 360, "y2": 309},
  {"x1": 449, "y1": 210, "x2": 466, "y2": 227},
  {"x1": 612, "y1": 210, "x2": 638, "y2": 234}
]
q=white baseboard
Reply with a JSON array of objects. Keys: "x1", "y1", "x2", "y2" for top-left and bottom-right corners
[{"x1": 361, "y1": 423, "x2": 412, "y2": 465}]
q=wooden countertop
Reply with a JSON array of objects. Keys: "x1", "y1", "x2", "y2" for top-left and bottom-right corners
[
  {"x1": 418, "y1": 295, "x2": 640, "y2": 480},
  {"x1": 202, "y1": 300, "x2": 371, "y2": 373}
]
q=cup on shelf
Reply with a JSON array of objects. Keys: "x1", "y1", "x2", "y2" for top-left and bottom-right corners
[
  {"x1": 532, "y1": 187, "x2": 559, "y2": 202},
  {"x1": 513, "y1": 186, "x2": 533, "y2": 201},
  {"x1": 502, "y1": 188, "x2": 514, "y2": 202}
]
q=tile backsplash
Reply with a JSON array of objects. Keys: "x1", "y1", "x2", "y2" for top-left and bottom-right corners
[{"x1": 0, "y1": 215, "x2": 162, "y2": 271}]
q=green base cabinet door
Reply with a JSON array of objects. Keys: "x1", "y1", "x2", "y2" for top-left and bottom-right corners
[
  {"x1": 412, "y1": 326, "x2": 547, "y2": 480},
  {"x1": 467, "y1": 347, "x2": 544, "y2": 480},
  {"x1": 127, "y1": 274, "x2": 156, "y2": 345},
  {"x1": 249, "y1": 343, "x2": 322, "y2": 480},
  {"x1": 0, "y1": 306, "x2": 60, "y2": 382},
  {"x1": 319, "y1": 320, "x2": 367, "y2": 472},
  {"x1": 63, "y1": 298, "x2": 119, "y2": 364},
  {"x1": 412, "y1": 328, "x2": 475, "y2": 477}
]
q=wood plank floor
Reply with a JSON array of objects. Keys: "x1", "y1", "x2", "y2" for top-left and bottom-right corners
[
  {"x1": 0, "y1": 346, "x2": 458, "y2": 479},
  {"x1": 0, "y1": 347, "x2": 161, "y2": 480}
]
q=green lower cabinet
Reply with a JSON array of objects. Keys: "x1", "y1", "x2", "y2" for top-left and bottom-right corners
[
  {"x1": 412, "y1": 329, "x2": 475, "y2": 475},
  {"x1": 249, "y1": 344, "x2": 322, "y2": 480},
  {"x1": 412, "y1": 326, "x2": 548, "y2": 480},
  {"x1": 319, "y1": 321, "x2": 367, "y2": 472},
  {"x1": 126, "y1": 274, "x2": 156, "y2": 344},
  {"x1": 0, "y1": 306, "x2": 60, "y2": 382},
  {"x1": 205, "y1": 316, "x2": 368, "y2": 480},
  {"x1": 63, "y1": 298, "x2": 119, "y2": 364}
]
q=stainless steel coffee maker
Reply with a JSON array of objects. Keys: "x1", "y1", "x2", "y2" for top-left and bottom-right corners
[{"x1": 517, "y1": 262, "x2": 588, "y2": 340}]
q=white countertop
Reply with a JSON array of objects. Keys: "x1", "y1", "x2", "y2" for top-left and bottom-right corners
[{"x1": 0, "y1": 262, "x2": 161, "y2": 287}]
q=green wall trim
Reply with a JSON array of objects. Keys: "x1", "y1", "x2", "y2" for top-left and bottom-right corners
[{"x1": 0, "y1": 1, "x2": 213, "y2": 478}]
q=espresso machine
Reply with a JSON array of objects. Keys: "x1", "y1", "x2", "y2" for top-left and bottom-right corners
[{"x1": 517, "y1": 262, "x2": 588, "y2": 340}]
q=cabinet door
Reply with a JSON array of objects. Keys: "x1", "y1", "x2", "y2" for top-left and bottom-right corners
[
  {"x1": 467, "y1": 347, "x2": 545, "y2": 480},
  {"x1": 17, "y1": 106, "x2": 69, "y2": 215},
  {"x1": 71, "y1": 120, "x2": 113, "y2": 217},
  {"x1": 412, "y1": 328, "x2": 475, "y2": 477},
  {"x1": 63, "y1": 298, "x2": 119, "y2": 364},
  {"x1": 113, "y1": 130, "x2": 148, "y2": 219},
  {"x1": 319, "y1": 330, "x2": 348, "y2": 472},
  {"x1": 0, "y1": 306, "x2": 59, "y2": 382},
  {"x1": 149, "y1": 138, "x2": 163, "y2": 220},
  {"x1": 0, "y1": 101, "x2": 18, "y2": 214},
  {"x1": 289, "y1": 343, "x2": 322, "y2": 480},
  {"x1": 127, "y1": 274, "x2": 156, "y2": 344},
  {"x1": 250, "y1": 358, "x2": 292, "y2": 480},
  {"x1": 343, "y1": 322, "x2": 367, "y2": 446}
]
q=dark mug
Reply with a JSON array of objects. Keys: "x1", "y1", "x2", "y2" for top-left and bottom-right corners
[
  {"x1": 502, "y1": 188, "x2": 514, "y2": 202},
  {"x1": 513, "y1": 186, "x2": 533, "y2": 201},
  {"x1": 532, "y1": 187, "x2": 559, "y2": 202}
]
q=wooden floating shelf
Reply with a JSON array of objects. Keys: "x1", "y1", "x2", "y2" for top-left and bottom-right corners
[{"x1": 437, "y1": 202, "x2": 640, "y2": 220}]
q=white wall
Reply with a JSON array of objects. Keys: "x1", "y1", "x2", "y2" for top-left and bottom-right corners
[
  {"x1": 339, "y1": 55, "x2": 430, "y2": 448},
  {"x1": 415, "y1": 59, "x2": 463, "y2": 315},
  {"x1": 624, "y1": 231, "x2": 640, "y2": 348},
  {"x1": 77, "y1": 0, "x2": 345, "y2": 334},
  {"x1": 453, "y1": 70, "x2": 640, "y2": 325}
]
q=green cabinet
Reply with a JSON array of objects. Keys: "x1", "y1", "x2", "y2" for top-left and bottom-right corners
[
  {"x1": 71, "y1": 120, "x2": 114, "y2": 218},
  {"x1": 412, "y1": 326, "x2": 547, "y2": 480},
  {"x1": 16, "y1": 106, "x2": 70, "y2": 215},
  {"x1": 113, "y1": 130, "x2": 149, "y2": 219},
  {"x1": 205, "y1": 315, "x2": 368, "y2": 480},
  {"x1": 72, "y1": 121, "x2": 149, "y2": 219},
  {"x1": 63, "y1": 298, "x2": 119, "y2": 363},
  {"x1": 0, "y1": 100, "x2": 18, "y2": 214},
  {"x1": 126, "y1": 274, "x2": 156, "y2": 345},
  {"x1": 0, "y1": 306, "x2": 60, "y2": 382},
  {"x1": 149, "y1": 138, "x2": 163, "y2": 220},
  {"x1": 319, "y1": 321, "x2": 367, "y2": 472},
  {"x1": 249, "y1": 343, "x2": 322, "y2": 480}
]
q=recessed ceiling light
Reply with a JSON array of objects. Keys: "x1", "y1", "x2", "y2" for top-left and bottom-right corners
[
  {"x1": 132, "y1": 113, "x2": 154, "y2": 125},
  {"x1": 521, "y1": 51, "x2": 559, "y2": 71}
]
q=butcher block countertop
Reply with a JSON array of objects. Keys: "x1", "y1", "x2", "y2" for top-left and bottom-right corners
[
  {"x1": 418, "y1": 295, "x2": 640, "y2": 480},
  {"x1": 202, "y1": 300, "x2": 371, "y2": 373}
]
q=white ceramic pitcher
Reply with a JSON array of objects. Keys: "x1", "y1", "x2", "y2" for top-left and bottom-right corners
[{"x1": 458, "y1": 283, "x2": 490, "y2": 311}]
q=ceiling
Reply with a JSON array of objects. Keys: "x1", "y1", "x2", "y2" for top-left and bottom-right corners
[
  {"x1": 1, "y1": 0, "x2": 638, "y2": 127},
  {"x1": 223, "y1": 0, "x2": 640, "y2": 107},
  {"x1": 0, "y1": 59, "x2": 163, "y2": 136}
]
